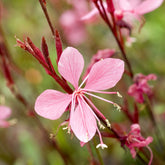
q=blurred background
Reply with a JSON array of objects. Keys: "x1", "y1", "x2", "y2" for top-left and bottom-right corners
[{"x1": 0, "y1": 0, "x2": 165, "y2": 165}]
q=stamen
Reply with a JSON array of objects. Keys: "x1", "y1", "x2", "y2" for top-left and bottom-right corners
[
  {"x1": 113, "y1": 103, "x2": 121, "y2": 111},
  {"x1": 96, "y1": 143, "x2": 108, "y2": 149},
  {"x1": 67, "y1": 126, "x2": 71, "y2": 134},
  {"x1": 78, "y1": 74, "x2": 89, "y2": 89},
  {"x1": 117, "y1": 92, "x2": 122, "y2": 98},
  {"x1": 49, "y1": 133, "x2": 55, "y2": 139},
  {"x1": 83, "y1": 95, "x2": 106, "y2": 121},
  {"x1": 55, "y1": 121, "x2": 69, "y2": 136},
  {"x1": 62, "y1": 127, "x2": 68, "y2": 130},
  {"x1": 105, "y1": 119, "x2": 111, "y2": 128},
  {"x1": 84, "y1": 92, "x2": 115, "y2": 105},
  {"x1": 81, "y1": 96, "x2": 106, "y2": 130},
  {"x1": 98, "y1": 121, "x2": 105, "y2": 129},
  {"x1": 83, "y1": 89, "x2": 118, "y2": 95},
  {"x1": 96, "y1": 127, "x2": 108, "y2": 149}
]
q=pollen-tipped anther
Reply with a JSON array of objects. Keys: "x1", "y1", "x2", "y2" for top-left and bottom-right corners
[
  {"x1": 105, "y1": 119, "x2": 111, "y2": 128},
  {"x1": 113, "y1": 103, "x2": 121, "y2": 111},
  {"x1": 117, "y1": 92, "x2": 122, "y2": 98},
  {"x1": 96, "y1": 143, "x2": 108, "y2": 149},
  {"x1": 98, "y1": 121, "x2": 105, "y2": 129}
]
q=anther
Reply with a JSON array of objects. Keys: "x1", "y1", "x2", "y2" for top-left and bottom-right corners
[
  {"x1": 98, "y1": 121, "x2": 105, "y2": 129},
  {"x1": 113, "y1": 103, "x2": 121, "y2": 111},
  {"x1": 117, "y1": 92, "x2": 122, "y2": 98},
  {"x1": 105, "y1": 119, "x2": 111, "y2": 128},
  {"x1": 49, "y1": 133, "x2": 55, "y2": 139},
  {"x1": 96, "y1": 143, "x2": 108, "y2": 149}
]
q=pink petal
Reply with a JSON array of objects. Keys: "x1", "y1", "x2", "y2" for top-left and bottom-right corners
[
  {"x1": 146, "y1": 74, "x2": 157, "y2": 81},
  {"x1": 35, "y1": 90, "x2": 72, "y2": 120},
  {"x1": 128, "y1": 84, "x2": 144, "y2": 103},
  {"x1": 118, "y1": 0, "x2": 133, "y2": 10},
  {"x1": 131, "y1": 124, "x2": 141, "y2": 133},
  {"x1": 60, "y1": 11, "x2": 86, "y2": 45},
  {"x1": 81, "y1": 8, "x2": 99, "y2": 23},
  {"x1": 0, "y1": 106, "x2": 11, "y2": 120},
  {"x1": 130, "y1": 147, "x2": 137, "y2": 158},
  {"x1": 58, "y1": 47, "x2": 84, "y2": 89},
  {"x1": 70, "y1": 98, "x2": 97, "y2": 143},
  {"x1": 127, "y1": 0, "x2": 141, "y2": 9},
  {"x1": 84, "y1": 58, "x2": 124, "y2": 91},
  {"x1": 0, "y1": 120, "x2": 10, "y2": 128},
  {"x1": 135, "y1": 0, "x2": 164, "y2": 15}
]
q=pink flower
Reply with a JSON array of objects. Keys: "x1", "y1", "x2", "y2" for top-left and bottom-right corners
[
  {"x1": 60, "y1": 10, "x2": 87, "y2": 45},
  {"x1": 83, "y1": 0, "x2": 163, "y2": 23},
  {"x1": 126, "y1": 124, "x2": 153, "y2": 165},
  {"x1": 82, "y1": 0, "x2": 163, "y2": 43},
  {"x1": 59, "y1": 0, "x2": 89, "y2": 45},
  {"x1": 113, "y1": 0, "x2": 164, "y2": 20},
  {"x1": 35, "y1": 47, "x2": 124, "y2": 148},
  {"x1": 0, "y1": 106, "x2": 12, "y2": 128},
  {"x1": 128, "y1": 73, "x2": 157, "y2": 103}
]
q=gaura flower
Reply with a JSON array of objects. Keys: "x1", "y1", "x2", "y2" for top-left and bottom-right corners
[
  {"x1": 60, "y1": 10, "x2": 87, "y2": 45},
  {"x1": 82, "y1": 0, "x2": 163, "y2": 45},
  {"x1": 128, "y1": 73, "x2": 157, "y2": 103},
  {"x1": 82, "y1": 0, "x2": 163, "y2": 24},
  {"x1": 113, "y1": 0, "x2": 164, "y2": 21},
  {"x1": 59, "y1": 0, "x2": 89, "y2": 45},
  {"x1": 35, "y1": 47, "x2": 124, "y2": 148},
  {"x1": 126, "y1": 124, "x2": 153, "y2": 165},
  {"x1": 0, "y1": 105, "x2": 12, "y2": 128}
]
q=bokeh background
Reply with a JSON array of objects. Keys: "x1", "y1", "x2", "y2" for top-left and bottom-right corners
[{"x1": 0, "y1": 0, "x2": 165, "y2": 164}]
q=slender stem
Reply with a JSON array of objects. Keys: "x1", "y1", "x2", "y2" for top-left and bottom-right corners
[
  {"x1": 92, "y1": 138, "x2": 104, "y2": 165},
  {"x1": 38, "y1": 0, "x2": 55, "y2": 35},
  {"x1": 144, "y1": 95, "x2": 156, "y2": 126},
  {"x1": 86, "y1": 143, "x2": 96, "y2": 164},
  {"x1": 113, "y1": 33, "x2": 134, "y2": 78},
  {"x1": 0, "y1": 25, "x2": 23, "y2": 75},
  {"x1": 94, "y1": 0, "x2": 134, "y2": 78},
  {"x1": 144, "y1": 95, "x2": 165, "y2": 152}
]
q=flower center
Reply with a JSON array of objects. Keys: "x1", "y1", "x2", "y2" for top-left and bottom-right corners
[{"x1": 74, "y1": 88, "x2": 84, "y2": 97}]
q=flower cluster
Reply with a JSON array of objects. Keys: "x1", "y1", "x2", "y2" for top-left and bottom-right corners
[
  {"x1": 82, "y1": 0, "x2": 163, "y2": 45},
  {"x1": 128, "y1": 73, "x2": 157, "y2": 103},
  {"x1": 126, "y1": 124, "x2": 153, "y2": 165}
]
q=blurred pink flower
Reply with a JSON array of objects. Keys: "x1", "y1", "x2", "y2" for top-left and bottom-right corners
[
  {"x1": 128, "y1": 73, "x2": 157, "y2": 103},
  {"x1": 126, "y1": 124, "x2": 153, "y2": 165},
  {"x1": 59, "y1": 0, "x2": 89, "y2": 45},
  {"x1": 35, "y1": 47, "x2": 124, "y2": 147},
  {"x1": 113, "y1": 0, "x2": 164, "y2": 21},
  {"x1": 60, "y1": 10, "x2": 87, "y2": 45},
  {"x1": 83, "y1": 0, "x2": 163, "y2": 23},
  {"x1": 82, "y1": 0, "x2": 163, "y2": 45},
  {"x1": 0, "y1": 105, "x2": 12, "y2": 128},
  {"x1": 84, "y1": 49, "x2": 115, "y2": 78}
]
